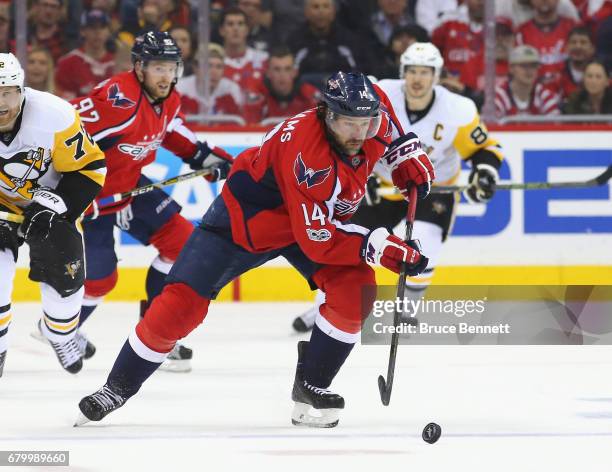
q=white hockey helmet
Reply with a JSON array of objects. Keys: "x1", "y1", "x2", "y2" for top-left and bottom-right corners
[
  {"x1": 399, "y1": 42, "x2": 444, "y2": 82},
  {"x1": 0, "y1": 53, "x2": 25, "y2": 92}
]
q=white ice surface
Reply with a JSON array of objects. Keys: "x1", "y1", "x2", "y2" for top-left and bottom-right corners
[{"x1": 1, "y1": 302, "x2": 611, "y2": 472}]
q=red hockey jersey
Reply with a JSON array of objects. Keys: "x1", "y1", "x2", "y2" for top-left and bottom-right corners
[
  {"x1": 431, "y1": 6, "x2": 483, "y2": 75},
  {"x1": 243, "y1": 80, "x2": 322, "y2": 124},
  {"x1": 221, "y1": 88, "x2": 405, "y2": 266},
  {"x1": 55, "y1": 48, "x2": 115, "y2": 100},
  {"x1": 516, "y1": 18, "x2": 578, "y2": 85},
  {"x1": 72, "y1": 71, "x2": 199, "y2": 204}
]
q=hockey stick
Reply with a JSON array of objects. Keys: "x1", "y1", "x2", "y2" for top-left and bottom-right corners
[
  {"x1": 86, "y1": 168, "x2": 213, "y2": 219},
  {"x1": 377, "y1": 164, "x2": 612, "y2": 195},
  {"x1": 0, "y1": 168, "x2": 213, "y2": 224},
  {"x1": 378, "y1": 184, "x2": 418, "y2": 406}
]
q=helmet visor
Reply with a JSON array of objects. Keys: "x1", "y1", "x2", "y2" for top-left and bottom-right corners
[
  {"x1": 325, "y1": 110, "x2": 382, "y2": 141},
  {"x1": 142, "y1": 60, "x2": 184, "y2": 81}
]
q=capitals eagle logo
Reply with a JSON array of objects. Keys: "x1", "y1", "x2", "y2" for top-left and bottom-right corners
[
  {"x1": 293, "y1": 153, "x2": 331, "y2": 189},
  {"x1": 107, "y1": 84, "x2": 136, "y2": 109}
]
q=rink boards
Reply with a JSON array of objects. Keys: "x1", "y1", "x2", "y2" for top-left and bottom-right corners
[{"x1": 13, "y1": 126, "x2": 612, "y2": 301}]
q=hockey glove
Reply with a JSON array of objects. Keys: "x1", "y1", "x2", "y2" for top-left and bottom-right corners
[
  {"x1": 184, "y1": 141, "x2": 233, "y2": 182},
  {"x1": 380, "y1": 133, "x2": 435, "y2": 201},
  {"x1": 364, "y1": 175, "x2": 381, "y2": 206},
  {"x1": 463, "y1": 164, "x2": 498, "y2": 203},
  {"x1": 20, "y1": 187, "x2": 68, "y2": 243},
  {"x1": 362, "y1": 227, "x2": 429, "y2": 275}
]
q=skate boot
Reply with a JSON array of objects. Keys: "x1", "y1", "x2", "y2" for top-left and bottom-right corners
[
  {"x1": 32, "y1": 323, "x2": 95, "y2": 360},
  {"x1": 291, "y1": 341, "x2": 344, "y2": 428},
  {"x1": 74, "y1": 330, "x2": 96, "y2": 360},
  {"x1": 292, "y1": 306, "x2": 317, "y2": 333},
  {"x1": 159, "y1": 343, "x2": 193, "y2": 372},
  {"x1": 140, "y1": 300, "x2": 193, "y2": 372},
  {"x1": 75, "y1": 384, "x2": 127, "y2": 426},
  {"x1": 0, "y1": 351, "x2": 6, "y2": 377},
  {"x1": 35, "y1": 320, "x2": 83, "y2": 374}
]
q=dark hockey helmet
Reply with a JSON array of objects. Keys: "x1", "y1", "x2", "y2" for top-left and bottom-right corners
[
  {"x1": 131, "y1": 31, "x2": 184, "y2": 79},
  {"x1": 322, "y1": 71, "x2": 380, "y2": 118},
  {"x1": 322, "y1": 72, "x2": 382, "y2": 140}
]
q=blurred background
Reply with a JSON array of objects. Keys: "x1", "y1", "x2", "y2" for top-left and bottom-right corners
[{"x1": 6, "y1": 0, "x2": 612, "y2": 301}]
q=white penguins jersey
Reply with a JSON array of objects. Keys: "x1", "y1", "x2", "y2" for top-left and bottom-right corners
[
  {"x1": 0, "y1": 88, "x2": 105, "y2": 214},
  {"x1": 375, "y1": 81, "x2": 503, "y2": 199}
]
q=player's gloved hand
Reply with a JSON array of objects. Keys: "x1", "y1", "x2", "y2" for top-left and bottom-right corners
[
  {"x1": 20, "y1": 187, "x2": 68, "y2": 243},
  {"x1": 463, "y1": 164, "x2": 498, "y2": 203},
  {"x1": 184, "y1": 141, "x2": 233, "y2": 182},
  {"x1": 364, "y1": 175, "x2": 381, "y2": 206},
  {"x1": 380, "y1": 132, "x2": 435, "y2": 200},
  {"x1": 362, "y1": 227, "x2": 429, "y2": 275}
]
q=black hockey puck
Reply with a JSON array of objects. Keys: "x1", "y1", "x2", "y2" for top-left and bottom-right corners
[{"x1": 422, "y1": 422, "x2": 441, "y2": 444}]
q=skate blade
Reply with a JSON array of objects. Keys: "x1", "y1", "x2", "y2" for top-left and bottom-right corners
[
  {"x1": 74, "y1": 412, "x2": 90, "y2": 427},
  {"x1": 159, "y1": 359, "x2": 192, "y2": 373},
  {"x1": 291, "y1": 402, "x2": 340, "y2": 428}
]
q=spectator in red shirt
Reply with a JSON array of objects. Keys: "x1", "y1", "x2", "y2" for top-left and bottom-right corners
[
  {"x1": 459, "y1": 20, "x2": 514, "y2": 94},
  {"x1": 558, "y1": 26, "x2": 596, "y2": 100},
  {"x1": 176, "y1": 43, "x2": 243, "y2": 117},
  {"x1": 432, "y1": 0, "x2": 484, "y2": 77},
  {"x1": 219, "y1": 7, "x2": 268, "y2": 91},
  {"x1": 28, "y1": 0, "x2": 73, "y2": 62},
  {"x1": 516, "y1": 0, "x2": 578, "y2": 85},
  {"x1": 90, "y1": 0, "x2": 122, "y2": 34},
  {"x1": 25, "y1": 46, "x2": 56, "y2": 93},
  {"x1": 243, "y1": 46, "x2": 322, "y2": 124},
  {"x1": 495, "y1": 45, "x2": 561, "y2": 117},
  {"x1": 55, "y1": 10, "x2": 115, "y2": 100}
]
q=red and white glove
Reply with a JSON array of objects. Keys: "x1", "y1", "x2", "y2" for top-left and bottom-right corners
[
  {"x1": 362, "y1": 227, "x2": 429, "y2": 275},
  {"x1": 380, "y1": 132, "x2": 435, "y2": 200}
]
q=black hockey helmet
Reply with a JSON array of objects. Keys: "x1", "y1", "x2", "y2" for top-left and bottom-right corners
[
  {"x1": 131, "y1": 31, "x2": 184, "y2": 78},
  {"x1": 322, "y1": 71, "x2": 380, "y2": 118}
]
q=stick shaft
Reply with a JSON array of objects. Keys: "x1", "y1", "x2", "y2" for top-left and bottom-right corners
[{"x1": 379, "y1": 185, "x2": 417, "y2": 405}]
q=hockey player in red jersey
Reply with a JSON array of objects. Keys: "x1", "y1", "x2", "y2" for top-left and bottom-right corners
[
  {"x1": 75, "y1": 72, "x2": 434, "y2": 428},
  {"x1": 58, "y1": 32, "x2": 232, "y2": 372}
]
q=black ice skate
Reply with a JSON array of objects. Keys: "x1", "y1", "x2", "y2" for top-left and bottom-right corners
[
  {"x1": 34, "y1": 321, "x2": 83, "y2": 374},
  {"x1": 75, "y1": 384, "x2": 127, "y2": 426},
  {"x1": 74, "y1": 330, "x2": 96, "y2": 359},
  {"x1": 141, "y1": 300, "x2": 192, "y2": 372},
  {"x1": 0, "y1": 351, "x2": 6, "y2": 377},
  {"x1": 31, "y1": 323, "x2": 95, "y2": 360},
  {"x1": 292, "y1": 306, "x2": 316, "y2": 333},
  {"x1": 291, "y1": 341, "x2": 345, "y2": 428}
]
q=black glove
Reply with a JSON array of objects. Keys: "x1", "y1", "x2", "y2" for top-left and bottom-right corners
[
  {"x1": 184, "y1": 141, "x2": 233, "y2": 182},
  {"x1": 19, "y1": 188, "x2": 68, "y2": 243},
  {"x1": 364, "y1": 175, "x2": 381, "y2": 206},
  {"x1": 463, "y1": 164, "x2": 498, "y2": 203}
]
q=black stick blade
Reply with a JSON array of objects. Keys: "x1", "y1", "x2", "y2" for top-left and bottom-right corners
[
  {"x1": 378, "y1": 375, "x2": 390, "y2": 406},
  {"x1": 595, "y1": 165, "x2": 612, "y2": 186}
]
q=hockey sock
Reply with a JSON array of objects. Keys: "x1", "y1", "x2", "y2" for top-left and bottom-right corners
[
  {"x1": 145, "y1": 262, "x2": 170, "y2": 303},
  {"x1": 78, "y1": 305, "x2": 97, "y2": 326},
  {"x1": 302, "y1": 324, "x2": 354, "y2": 389},
  {"x1": 107, "y1": 340, "x2": 162, "y2": 399}
]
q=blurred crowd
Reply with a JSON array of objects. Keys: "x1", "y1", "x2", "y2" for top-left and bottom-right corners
[{"x1": 1, "y1": 0, "x2": 611, "y2": 124}]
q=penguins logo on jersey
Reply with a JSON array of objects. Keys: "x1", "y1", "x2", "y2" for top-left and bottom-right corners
[
  {"x1": 64, "y1": 259, "x2": 82, "y2": 279},
  {"x1": 0, "y1": 147, "x2": 50, "y2": 199}
]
